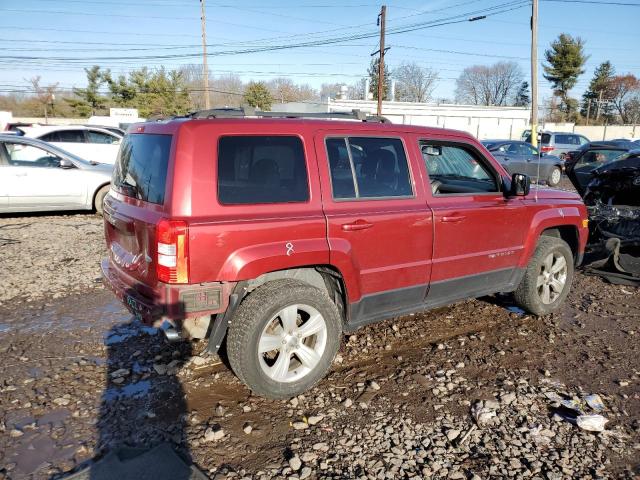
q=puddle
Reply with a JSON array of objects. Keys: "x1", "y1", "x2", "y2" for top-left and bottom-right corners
[
  {"x1": 103, "y1": 379, "x2": 152, "y2": 402},
  {"x1": 506, "y1": 305, "x2": 526, "y2": 315},
  {"x1": 0, "y1": 291, "x2": 132, "y2": 335},
  {"x1": 37, "y1": 408, "x2": 71, "y2": 427},
  {"x1": 104, "y1": 321, "x2": 158, "y2": 345}
]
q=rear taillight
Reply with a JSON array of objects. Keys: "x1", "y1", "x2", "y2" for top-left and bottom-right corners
[
  {"x1": 541, "y1": 146, "x2": 554, "y2": 152},
  {"x1": 156, "y1": 219, "x2": 189, "y2": 284}
]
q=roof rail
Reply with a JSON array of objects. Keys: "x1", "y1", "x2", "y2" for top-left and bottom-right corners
[{"x1": 189, "y1": 107, "x2": 391, "y2": 123}]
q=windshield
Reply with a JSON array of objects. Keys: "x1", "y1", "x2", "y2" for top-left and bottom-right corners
[{"x1": 37, "y1": 142, "x2": 94, "y2": 165}]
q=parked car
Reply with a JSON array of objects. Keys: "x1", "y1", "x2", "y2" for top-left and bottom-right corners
[
  {"x1": 102, "y1": 110, "x2": 589, "y2": 399},
  {"x1": 523, "y1": 131, "x2": 590, "y2": 159},
  {"x1": 481, "y1": 140, "x2": 564, "y2": 186},
  {"x1": 18, "y1": 125, "x2": 122, "y2": 165},
  {"x1": 0, "y1": 134, "x2": 112, "y2": 214}
]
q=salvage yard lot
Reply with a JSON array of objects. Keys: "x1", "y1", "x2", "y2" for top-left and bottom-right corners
[{"x1": 0, "y1": 213, "x2": 639, "y2": 479}]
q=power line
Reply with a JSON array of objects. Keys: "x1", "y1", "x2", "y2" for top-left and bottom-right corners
[
  {"x1": 0, "y1": 2, "x2": 531, "y2": 63},
  {"x1": 541, "y1": 0, "x2": 640, "y2": 5}
]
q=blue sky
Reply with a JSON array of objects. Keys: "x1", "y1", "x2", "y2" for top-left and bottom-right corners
[{"x1": 0, "y1": 0, "x2": 638, "y2": 104}]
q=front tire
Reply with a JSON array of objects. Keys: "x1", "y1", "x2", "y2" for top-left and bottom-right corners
[
  {"x1": 513, "y1": 236, "x2": 574, "y2": 316},
  {"x1": 227, "y1": 279, "x2": 342, "y2": 399},
  {"x1": 547, "y1": 166, "x2": 562, "y2": 186}
]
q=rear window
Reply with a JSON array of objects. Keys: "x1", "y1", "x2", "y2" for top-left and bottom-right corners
[
  {"x1": 112, "y1": 133, "x2": 172, "y2": 204},
  {"x1": 217, "y1": 135, "x2": 309, "y2": 205},
  {"x1": 524, "y1": 133, "x2": 551, "y2": 144}
]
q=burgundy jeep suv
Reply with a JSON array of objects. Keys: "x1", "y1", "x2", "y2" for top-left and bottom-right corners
[{"x1": 102, "y1": 110, "x2": 589, "y2": 398}]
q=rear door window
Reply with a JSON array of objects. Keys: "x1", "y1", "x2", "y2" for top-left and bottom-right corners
[
  {"x1": 217, "y1": 135, "x2": 309, "y2": 205},
  {"x1": 112, "y1": 134, "x2": 172, "y2": 204},
  {"x1": 325, "y1": 137, "x2": 413, "y2": 200}
]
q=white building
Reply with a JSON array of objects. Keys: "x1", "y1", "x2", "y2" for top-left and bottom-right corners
[{"x1": 273, "y1": 99, "x2": 531, "y2": 140}]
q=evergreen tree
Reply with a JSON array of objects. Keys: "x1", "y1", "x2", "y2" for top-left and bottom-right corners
[
  {"x1": 543, "y1": 34, "x2": 588, "y2": 119},
  {"x1": 580, "y1": 61, "x2": 615, "y2": 122},
  {"x1": 243, "y1": 81, "x2": 273, "y2": 111},
  {"x1": 66, "y1": 66, "x2": 107, "y2": 116},
  {"x1": 514, "y1": 81, "x2": 530, "y2": 107},
  {"x1": 368, "y1": 58, "x2": 391, "y2": 101}
]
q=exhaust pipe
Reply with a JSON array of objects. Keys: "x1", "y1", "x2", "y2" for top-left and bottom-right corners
[{"x1": 158, "y1": 319, "x2": 181, "y2": 343}]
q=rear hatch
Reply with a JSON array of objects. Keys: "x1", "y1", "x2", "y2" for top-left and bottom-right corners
[{"x1": 103, "y1": 132, "x2": 173, "y2": 290}]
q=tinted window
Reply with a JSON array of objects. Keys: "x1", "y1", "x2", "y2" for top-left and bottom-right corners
[
  {"x1": 41, "y1": 130, "x2": 86, "y2": 143},
  {"x1": 326, "y1": 137, "x2": 412, "y2": 199},
  {"x1": 87, "y1": 130, "x2": 119, "y2": 144},
  {"x1": 421, "y1": 142, "x2": 499, "y2": 194},
  {"x1": 326, "y1": 138, "x2": 356, "y2": 199},
  {"x1": 218, "y1": 136, "x2": 308, "y2": 205},
  {"x1": 113, "y1": 134, "x2": 171, "y2": 204},
  {"x1": 554, "y1": 134, "x2": 574, "y2": 145},
  {"x1": 525, "y1": 133, "x2": 551, "y2": 144}
]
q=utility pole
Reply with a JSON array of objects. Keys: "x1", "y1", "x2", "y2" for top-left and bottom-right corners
[
  {"x1": 585, "y1": 98, "x2": 591, "y2": 126},
  {"x1": 377, "y1": 5, "x2": 386, "y2": 116},
  {"x1": 530, "y1": 0, "x2": 538, "y2": 147},
  {"x1": 200, "y1": 0, "x2": 210, "y2": 109},
  {"x1": 596, "y1": 89, "x2": 603, "y2": 121}
]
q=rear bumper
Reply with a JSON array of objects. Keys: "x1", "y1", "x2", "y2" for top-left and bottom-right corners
[{"x1": 101, "y1": 258, "x2": 234, "y2": 324}]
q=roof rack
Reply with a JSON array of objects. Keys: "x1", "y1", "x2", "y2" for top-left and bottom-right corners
[{"x1": 189, "y1": 107, "x2": 391, "y2": 123}]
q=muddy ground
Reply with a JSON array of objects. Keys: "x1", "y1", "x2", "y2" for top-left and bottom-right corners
[{"x1": 0, "y1": 211, "x2": 639, "y2": 479}]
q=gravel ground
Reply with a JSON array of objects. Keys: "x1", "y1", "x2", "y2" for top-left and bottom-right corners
[
  {"x1": 0, "y1": 214, "x2": 106, "y2": 306},
  {"x1": 0, "y1": 206, "x2": 639, "y2": 479}
]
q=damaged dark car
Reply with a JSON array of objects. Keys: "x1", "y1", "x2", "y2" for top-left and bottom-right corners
[{"x1": 566, "y1": 145, "x2": 640, "y2": 285}]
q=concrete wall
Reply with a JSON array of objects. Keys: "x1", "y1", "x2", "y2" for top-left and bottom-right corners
[{"x1": 541, "y1": 122, "x2": 640, "y2": 141}]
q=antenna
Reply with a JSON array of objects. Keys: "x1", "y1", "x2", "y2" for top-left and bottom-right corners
[{"x1": 535, "y1": 130, "x2": 541, "y2": 202}]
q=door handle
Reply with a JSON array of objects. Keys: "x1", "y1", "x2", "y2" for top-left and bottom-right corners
[
  {"x1": 441, "y1": 215, "x2": 466, "y2": 223},
  {"x1": 342, "y1": 220, "x2": 373, "y2": 231}
]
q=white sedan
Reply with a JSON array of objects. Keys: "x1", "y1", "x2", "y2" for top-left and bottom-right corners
[
  {"x1": 0, "y1": 135, "x2": 113, "y2": 214},
  {"x1": 18, "y1": 125, "x2": 122, "y2": 165}
]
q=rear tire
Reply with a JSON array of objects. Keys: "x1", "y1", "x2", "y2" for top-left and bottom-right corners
[
  {"x1": 513, "y1": 236, "x2": 574, "y2": 316},
  {"x1": 227, "y1": 279, "x2": 342, "y2": 399},
  {"x1": 547, "y1": 166, "x2": 562, "y2": 186},
  {"x1": 94, "y1": 185, "x2": 110, "y2": 216}
]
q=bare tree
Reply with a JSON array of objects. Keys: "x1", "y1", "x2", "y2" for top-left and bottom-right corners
[
  {"x1": 394, "y1": 62, "x2": 439, "y2": 103},
  {"x1": 211, "y1": 74, "x2": 244, "y2": 108},
  {"x1": 455, "y1": 62, "x2": 523, "y2": 106},
  {"x1": 608, "y1": 74, "x2": 640, "y2": 124},
  {"x1": 27, "y1": 76, "x2": 59, "y2": 121},
  {"x1": 267, "y1": 77, "x2": 317, "y2": 104},
  {"x1": 346, "y1": 78, "x2": 367, "y2": 100}
]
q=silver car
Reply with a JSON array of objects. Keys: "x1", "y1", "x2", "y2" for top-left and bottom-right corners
[
  {"x1": 523, "y1": 131, "x2": 590, "y2": 159},
  {"x1": 0, "y1": 135, "x2": 113, "y2": 214},
  {"x1": 481, "y1": 140, "x2": 565, "y2": 186}
]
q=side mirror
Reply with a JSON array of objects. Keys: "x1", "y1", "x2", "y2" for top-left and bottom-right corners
[
  {"x1": 59, "y1": 158, "x2": 74, "y2": 169},
  {"x1": 509, "y1": 173, "x2": 531, "y2": 196}
]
